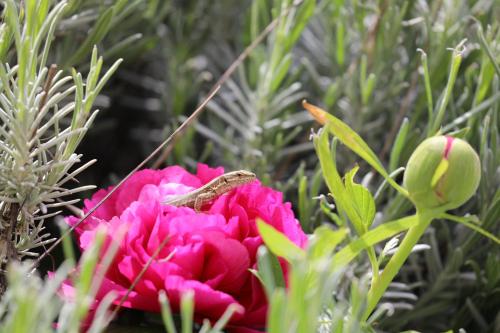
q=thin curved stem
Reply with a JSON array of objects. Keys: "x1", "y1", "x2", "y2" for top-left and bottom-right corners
[{"x1": 363, "y1": 209, "x2": 436, "y2": 320}]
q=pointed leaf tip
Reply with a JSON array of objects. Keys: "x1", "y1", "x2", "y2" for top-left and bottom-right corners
[{"x1": 303, "y1": 100, "x2": 328, "y2": 125}]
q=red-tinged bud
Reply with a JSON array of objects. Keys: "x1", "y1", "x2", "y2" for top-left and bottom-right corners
[{"x1": 403, "y1": 136, "x2": 481, "y2": 210}]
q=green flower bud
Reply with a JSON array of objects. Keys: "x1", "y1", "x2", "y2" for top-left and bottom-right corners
[{"x1": 403, "y1": 136, "x2": 481, "y2": 210}]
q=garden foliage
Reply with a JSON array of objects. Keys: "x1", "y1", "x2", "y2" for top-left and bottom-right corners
[{"x1": 0, "y1": 0, "x2": 498, "y2": 333}]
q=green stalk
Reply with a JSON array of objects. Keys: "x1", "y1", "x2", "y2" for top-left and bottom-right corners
[
  {"x1": 428, "y1": 46, "x2": 463, "y2": 136},
  {"x1": 367, "y1": 247, "x2": 380, "y2": 285},
  {"x1": 363, "y1": 209, "x2": 436, "y2": 320}
]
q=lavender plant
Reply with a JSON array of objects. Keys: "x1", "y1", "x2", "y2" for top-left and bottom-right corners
[{"x1": 0, "y1": 0, "x2": 120, "y2": 292}]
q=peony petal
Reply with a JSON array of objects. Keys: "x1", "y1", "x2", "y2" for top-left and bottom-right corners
[
  {"x1": 62, "y1": 164, "x2": 308, "y2": 332},
  {"x1": 164, "y1": 275, "x2": 244, "y2": 321},
  {"x1": 199, "y1": 231, "x2": 250, "y2": 294}
]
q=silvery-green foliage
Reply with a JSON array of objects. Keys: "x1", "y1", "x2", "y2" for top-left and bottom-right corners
[
  {"x1": 0, "y1": 228, "x2": 114, "y2": 333},
  {"x1": 0, "y1": 0, "x2": 120, "y2": 264},
  {"x1": 201, "y1": 0, "x2": 316, "y2": 177},
  {"x1": 53, "y1": 0, "x2": 169, "y2": 69}
]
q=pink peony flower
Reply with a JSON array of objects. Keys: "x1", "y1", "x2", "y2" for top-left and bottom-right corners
[{"x1": 64, "y1": 164, "x2": 307, "y2": 332}]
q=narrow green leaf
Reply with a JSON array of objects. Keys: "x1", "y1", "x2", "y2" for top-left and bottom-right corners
[
  {"x1": 159, "y1": 291, "x2": 177, "y2": 333},
  {"x1": 323, "y1": 80, "x2": 340, "y2": 108},
  {"x1": 25, "y1": 0, "x2": 37, "y2": 39},
  {"x1": 57, "y1": 220, "x2": 76, "y2": 266},
  {"x1": 101, "y1": 33, "x2": 143, "y2": 61},
  {"x1": 35, "y1": 0, "x2": 50, "y2": 32},
  {"x1": 309, "y1": 225, "x2": 348, "y2": 260},
  {"x1": 389, "y1": 117, "x2": 409, "y2": 171},
  {"x1": 4, "y1": 0, "x2": 21, "y2": 54},
  {"x1": 267, "y1": 289, "x2": 287, "y2": 333},
  {"x1": 473, "y1": 55, "x2": 495, "y2": 106},
  {"x1": 374, "y1": 167, "x2": 405, "y2": 200},
  {"x1": 429, "y1": 42, "x2": 464, "y2": 135},
  {"x1": 304, "y1": 101, "x2": 409, "y2": 197},
  {"x1": 313, "y1": 129, "x2": 364, "y2": 234},
  {"x1": 0, "y1": 24, "x2": 14, "y2": 62},
  {"x1": 212, "y1": 304, "x2": 242, "y2": 332},
  {"x1": 298, "y1": 175, "x2": 309, "y2": 230},
  {"x1": 417, "y1": 49, "x2": 433, "y2": 121},
  {"x1": 270, "y1": 53, "x2": 292, "y2": 93},
  {"x1": 65, "y1": 7, "x2": 115, "y2": 66},
  {"x1": 362, "y1": 73, "x2": 376, "y2": 105},
  {"x1": 180, "y1": 290, "x2": 194, "y2": 333},
  {"x1": 332, "y1": 215, "x2": 419, "y2": 268},
  {"x1": 76, "y1": 229, "x2": 105, "y2": 296},
  {"x1": 344, "y1": 167, "x2": 376, "y2": 228},
  {"x1": 257, "y1": 219, "x2": 305, "y2": 262},
  {"x1": 477, "y1": 24, "x2": 500, "y2": 78},
  {"x1": 441, "y1": 213, "x2": 500, "y2": 244},
  {"x1": 336, "y1": 20, "x2": 345, "y2": 66},
  {"x1": 257, "y1": 246, "x2": 286, "y2": 298},
  {"x1": 285, "y1": 0, "x2": 315, "y2": 51},
  {"x1": 94, "y1": 58, "x2": 123, "y2": 95},
  {"x1": 442, "y1": 91, "x2": 500, "y2": 132}
]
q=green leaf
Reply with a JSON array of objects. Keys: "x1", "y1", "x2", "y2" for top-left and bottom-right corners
[
  {"x1": 257, "y1": 219, "x2": 305, "y2": 262},
  {"x1": 389, "y1": 117, "x2": 410, "y2": 171},
  {"x1": 180, "y1": 291, "x2": 194, "y2": 333},
  {"x1": 285, "y1": 0, "x2": 315, "y2": 51},
  {"x1": 313, "y1": 130, "x2": 364, "y2": 234},
  {"x1": 324, "y1": 117, "x2": 400, "y2": 192},
  {"x1": 35, "y1": 0, "x2": 50, "y2": 32},
  {"x1": 344, "y1": 167, "x2": 376, "y2": 228},
  {"x1": 362, "y1": 73, "x2": 376, "y2": 105},
  {"x1": 58, "y1": 220, "x2": 76, "y2": 267},
  {"x1": 212, "y1": 304, "x2": 243, "y2": 332},
  {"x1": 332, "y1": 215, "x2": 419, "y2": 268},
  {"x1": 0, "y1": 24, "x2": 14, "y2": 62},
  {"x1": 441, "y1": 213, "x2": 500, "y2": 245},
  {"x1": 267, "y1": 289, "x2": 287, "y2": 333},
  {"x1": 304, "y1": 101, "x2": 409, "y2": 197},
  {"x1": 429, "y1": 42, "x2": 463, "y2": 135},
  {"x1": 159, "y1": 291, "x2": 177, "y2": 333},
  {"x1": 417, "y1": 49, "x2": 433, "y2": 122},
  {"x1": 298, "y1": 175, "x2": 309, "y2": 229},
  {"x1": 309, "y1": 225, "x2": 348, "y2": 260},
  {"x1": 4, "y1": 0, "x2": 21, "y2": 53},
  {"x1": 477, "y1": 24, "x2": 500, "y2": 78},
  {"x1": 270, "y1": 53, "x2": 292, "y2": 93},
  {"x1": 76, "y1": 229, "x2": 105, "y2": 296},
  {"x1": 25, "y1": 0, "x2": 37, "y2": 38},
  {"x1": 335, "y1": 20, "x2": 345, "y2": 66},
  {"x1": 257, "y1": 246, "x2": 286, "y2": 298},
  {"x1": 65, "y1": 7, "x2": 115, "y2": 66}
]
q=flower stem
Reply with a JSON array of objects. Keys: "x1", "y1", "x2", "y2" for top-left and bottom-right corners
[
  {"x1": 367, "y1": 247, "x2": 380, "y2": 285},
  {"x1": 363, "y1": 210, "x2": 435, "y2": 320}
]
